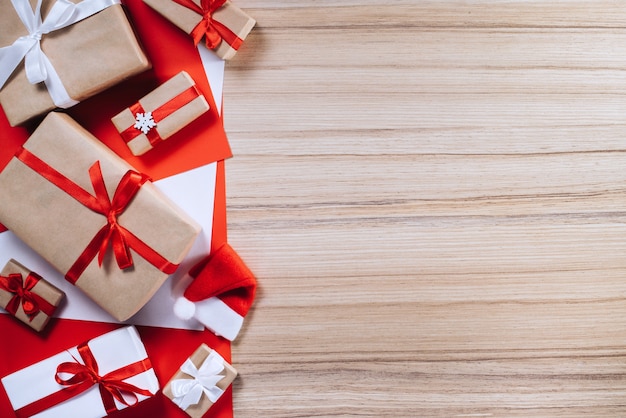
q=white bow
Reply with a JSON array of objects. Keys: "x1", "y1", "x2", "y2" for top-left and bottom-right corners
[
  {"x1": 0, "y1": 0, "x2": 120, "y2": 108},
  {"x1": 171, "y1": 351, "x2": 226, "y2": 411}
]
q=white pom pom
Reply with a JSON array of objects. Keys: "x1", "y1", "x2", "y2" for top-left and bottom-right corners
[{"x1": 173, "y1": 297, "x2": 196, "y2": 320}]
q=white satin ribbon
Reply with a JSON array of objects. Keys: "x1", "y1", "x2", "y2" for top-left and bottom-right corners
[
  {"x1": 0, "y1": 0, "x2": 120, "y2": 108},
  {"x1": 171, "y1": 351, "x2": 226, "y2": 411}
]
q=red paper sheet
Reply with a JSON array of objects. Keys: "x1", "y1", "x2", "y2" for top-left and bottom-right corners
[{"x1": 0, "y1": 0, "x2": 234, "y2": 416}]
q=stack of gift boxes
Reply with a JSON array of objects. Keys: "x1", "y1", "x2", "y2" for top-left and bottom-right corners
[{"x1": 0, "y1": 0, "x2": 257, "y2": 416}]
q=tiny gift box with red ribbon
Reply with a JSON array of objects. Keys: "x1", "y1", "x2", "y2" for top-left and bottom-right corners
[
  {"x1": 0, "y1": 112, "x2": 201, "y2": 322},
  {"x1": 0, "y1": 0, "x2": 151, "y2": 126},
  {"x1": 0, "y1": 326, "x2": 159, "y2": 418},
  {"x1": 163, "y1": 343, "x2": 237, "y2": 418},
  {"x1": 0, "y1": 259, "x2": 65, "y2": 332},
  {"x1": 143, "y1": 0, "x2": 256, "y2": 60},
  {"x1": 111, "y1": 71, "x2": 210, "y2": 156}
]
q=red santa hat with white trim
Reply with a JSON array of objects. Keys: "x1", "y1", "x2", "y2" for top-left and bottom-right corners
[{"x1": 173, "y1": 242, "x2": 257, "y2": 341}]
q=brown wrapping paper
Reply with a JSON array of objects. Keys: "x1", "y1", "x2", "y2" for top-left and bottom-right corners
[
  {"x1": 0, "y1": 112, "x2": 201, "y2": 321},
  {"x1": 163, "y1": 344, "x2": 237, "y2": 418},
  {"x1": 0, "y1": 259, "x2": 64, "y2": 332},
  {"x1": 0, "y1": 0, "x2": 151, "y2": 126},
  {"x1": 111, "y1": 71, "x2": 210, "y2": 156},
  {"x1": 143, "y1": 0, "x2": 255, "y2": 60}
]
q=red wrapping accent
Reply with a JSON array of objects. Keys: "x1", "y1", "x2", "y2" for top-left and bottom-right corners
[
  {"x1": 0, "y1": 272, "x2": 56, "y2": 321},
  {"x1": 15, "y1": 147, "x2": 179, "y2": 285},
  {"x1": 120, "y1": 85, "x2": 202, "y2": 146},
  {"x1": 14, "y1": 342, "x2": 153, "y2": 418},
  {"x1": 172, "y1": 0, "x2": 243, "y2": 50}
]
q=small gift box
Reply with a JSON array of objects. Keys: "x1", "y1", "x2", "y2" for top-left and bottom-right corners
[
  {"x1": 143, "y1": 0, "x2": 256, "y2": 60},
  {"x1": 111, "y1": 71, "x2": 210, "y2": 156},
  {"x1": 0, "y1": 326, "x2": 158, "y2": 418},
  {"x1": 0, "y1": 0, "x2": 151, "y2": 126},
  {"x1": 0, "y1": 112, "x2": 201, "y2": 321},
  {"x1": 0, "y1": 259, "x2": 64, "y2": 332},
  {"x1": 163, "y1": 344, "x2": 237, "y2": 417}
]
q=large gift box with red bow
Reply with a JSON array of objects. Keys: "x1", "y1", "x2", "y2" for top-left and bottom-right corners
[
  {"x1": 0, "y1": 112, "x2": 201, "y2": 321},
  {"x1": 0, "y1": 326, "x2": 158, "y2": 417},
  {"x1": 0, "y1": 0, "x2": 151, "y2": 126}
]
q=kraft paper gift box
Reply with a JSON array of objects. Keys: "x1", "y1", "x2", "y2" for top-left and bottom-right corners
[
  {"x1": 0, "y1": 326, "x2": 159, "y2": 418},
  {"x1": 163, "y1": 343, "x2": 237, "y2": 418},
  {"x1": 0, "y1": 112, "x2": 201, "y2": 321},
  {"x1": 143, "y1": 0, "x2": 255, "y2": 60},
  {"x1": 111, "y1": 71, "x2": 210, "y2": 156},
  {"x1": 0, "y1": 258, "x2": 64, "y2": 332},
  {"x1": 0, "y1": 0, "x2": 151, "y2": 127}
]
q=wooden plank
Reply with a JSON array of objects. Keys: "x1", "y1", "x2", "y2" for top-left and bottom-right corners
[{"x1": 224, "y1": 1, "x2": 626, "y2": 416}]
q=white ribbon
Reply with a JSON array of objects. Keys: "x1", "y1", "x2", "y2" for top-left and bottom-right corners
[
  {"x1": 171, "y1": 351, "x2": 227, "y2": 411},
  {"x1": 0, "y1": 0, "x2": 120, "y2": 108}
]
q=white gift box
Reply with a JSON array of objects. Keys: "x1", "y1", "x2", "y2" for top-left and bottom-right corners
[{"x1": 1, "y1": 326, "x2": 158, "y2": 418}]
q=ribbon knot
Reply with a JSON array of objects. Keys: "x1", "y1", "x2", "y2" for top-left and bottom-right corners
[
  {"x1": 171, "y1": 351, "x2": 226, "y2": 410},
  {"x1": 0, "y1": 272, "x2": 54, "y2": 321},
  {"x1": 172, "y1": 0, "x2": 243, "y2": 51},
  {"x1": 26, "y1": 32, "x2": 43, "y2": 41}
]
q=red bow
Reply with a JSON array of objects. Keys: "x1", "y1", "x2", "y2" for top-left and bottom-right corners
[
  {"x1": 16, "y1": 147, "x2": 179, "y2": 285},
  {"x1": 0, "y1": 272, "x2": 55, "y2": 321},
  {"x1": 15, "y1": 342, "x2": 153, "y2": 418},
  {"x1": 172, "y1": 0, "x2": 243, "y2": 50},
  {"x1": 81, "y1": 161, "x2": 149, "y2": 270}
]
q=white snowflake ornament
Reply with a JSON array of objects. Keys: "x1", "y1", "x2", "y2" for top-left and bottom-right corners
[{"x1": 134, "y1": 111, "x2": 157, "y2": 134}]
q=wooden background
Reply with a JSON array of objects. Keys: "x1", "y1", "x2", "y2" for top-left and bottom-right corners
[{"x1": 222, "y1": 1, "x2": 626, "y2": 416}]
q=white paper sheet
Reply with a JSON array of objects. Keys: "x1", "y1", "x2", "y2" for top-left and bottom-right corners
[
  {"x1": 199, "y1": 44, "x2": 225, "y2": 115},
  {"x1": 0, "y1": 163, "x2": 216, "y2": 330}
]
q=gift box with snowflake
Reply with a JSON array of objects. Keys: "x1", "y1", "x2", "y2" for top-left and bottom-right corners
[{"x1": 111, "y1": 71, "x2": 210, "y2": 156}]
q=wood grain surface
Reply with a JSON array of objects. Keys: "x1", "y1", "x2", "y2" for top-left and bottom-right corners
[{"x1": 222, "y1": 1, "x2": 626, "y2": 416}]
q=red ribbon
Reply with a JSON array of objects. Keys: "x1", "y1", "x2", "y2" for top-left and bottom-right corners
[
  {"x1": 15, "y1": 147, "x2": 179, "y2": 285},
  {"x1": 172, "y1": 0, "x2": 243, "y2": 50},
  {"x1": 15, "y1": 342, "x2": 153, "y2": 418},
  {"x1": 120, "y1": 85, "x2": 202, "y2": 146},
  {"x1": 0, "y1": 272, "x2": 56, "y2": 321}
]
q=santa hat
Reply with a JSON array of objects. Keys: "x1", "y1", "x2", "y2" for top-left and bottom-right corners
[{"x1": 173, "y1": 243, "x2": 257, "y2": 341}]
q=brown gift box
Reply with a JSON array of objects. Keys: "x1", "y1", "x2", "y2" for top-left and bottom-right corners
[
  {"x1": 111, "y1": 71, "x2": 210, "y2": 156},
  {"x1": 0, "y1": 0, "x2": 151, "y2": 127},
  {"x1": 0, "y1": 112, "x2": 201, "y2": 321},
  {"x1": 163, "y1": 344, "x2": 238, "y2": 418},
  {"x1": 0, "y1": 259, "x2": 64, "y2": 332},
  {"x1": 143, "y1": 0, "x2": 255, "y2": 60}
]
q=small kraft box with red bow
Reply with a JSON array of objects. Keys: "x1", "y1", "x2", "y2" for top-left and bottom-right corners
[
  {"x1": 111, "y1": 71, "x2": 210, "y2": 156},
  {"x1": 0, "y1": 326, "x2": 158, "y2": 418},
  {"x1": 0, "y1": 259, "x2": 65, "y2": 332},
  {"x1": 143, "y1": 0, "x2": 256, "y2": 60}
]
